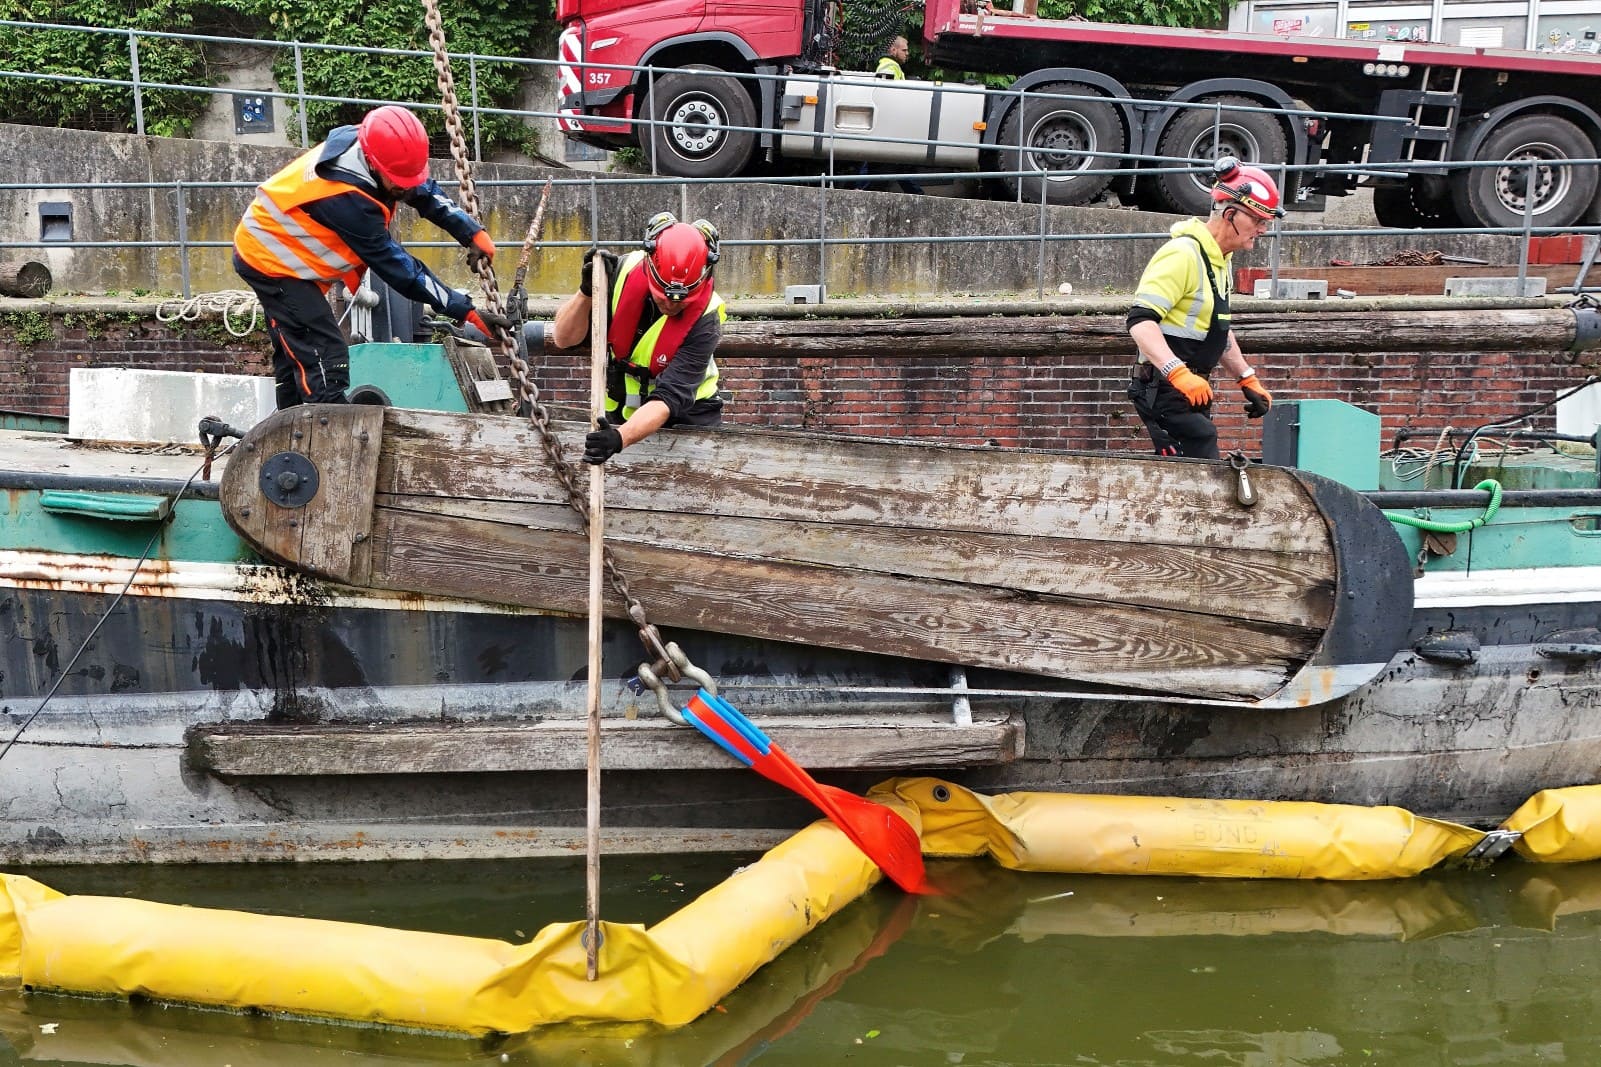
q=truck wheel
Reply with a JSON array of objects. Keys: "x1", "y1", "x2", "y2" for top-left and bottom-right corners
[
  {"x1": 1372, "y1": 176, "x2": 1461, "y2": 229},
  {"x1": 644, "y1": 65, "x2": 757, "y2": 179},
  {"x1": 995, "y1": 81, "x2": 1125, "y2": 206},
  {"x1": 1450, "y1": 114, "x2": 1600, "y2": 229},
  {"x1": 1152, "y1": 94, "x2": 1288, "y2": 216}
]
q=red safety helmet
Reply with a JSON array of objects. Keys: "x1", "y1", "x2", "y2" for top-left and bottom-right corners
[
  {"x1": 644, "y1": 219, "x2": 716, "y2": 303},
  {"x1": 357, "y1": 106, "x2": 431, "y2": 189},
  {"x1": 1211, "y1": 157, "x2": 1285, "y2": 220}
]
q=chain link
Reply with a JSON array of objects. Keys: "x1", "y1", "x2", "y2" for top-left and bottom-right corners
[{"x1": 420, "y1": 0, "x2": 676, "y2": 678}]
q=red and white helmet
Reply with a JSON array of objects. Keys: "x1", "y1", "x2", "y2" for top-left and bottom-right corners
[
  {"x1": 357, "y1": 106, "x2": 431, "y2": 189},
  {"x1": 643, "y1": 214, "x2": 718, "y2": 303},
  {"x1": 1211, "y1": 157, "x2": 1285, "y2": 220}
]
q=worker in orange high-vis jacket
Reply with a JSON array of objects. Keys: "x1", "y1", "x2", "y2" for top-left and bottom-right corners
[{"x1": 233, "y1": 105, "x2": 509, "y2": 409}]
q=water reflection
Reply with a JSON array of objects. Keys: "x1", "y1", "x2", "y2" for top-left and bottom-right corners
[{"x1": 6, "y1": 857, "x2": 1601, "y2": 1064}]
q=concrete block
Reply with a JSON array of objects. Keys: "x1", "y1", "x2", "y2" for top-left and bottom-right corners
[
  {"x1": 1253, "y1": 278, "x2": 1328, "y2": 300},
  {"x1": 69, "y1": 367, "x2": 275, "y2": 444},
  {"x1": 1443, "y1": 276, "x2": 1547, "y2": 298},
  {"x1": 784, "y1": 284, "x2": 826, "y2": 305}
]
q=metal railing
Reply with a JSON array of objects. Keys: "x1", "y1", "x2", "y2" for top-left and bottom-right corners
[{"x1": 3, "y1": 19, "x2": 1599, "y2": 299}]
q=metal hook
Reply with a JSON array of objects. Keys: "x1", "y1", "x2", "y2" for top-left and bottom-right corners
[{"x1": 1228, "y1": 450, "x2": 1257, "y2": 508}]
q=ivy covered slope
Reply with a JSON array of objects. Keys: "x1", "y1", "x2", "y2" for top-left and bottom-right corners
[{"x1": 0, "y1": 0, "x2": 558, "y2": 150}]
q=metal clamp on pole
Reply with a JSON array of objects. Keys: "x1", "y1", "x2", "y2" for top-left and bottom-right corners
[{"x1": 1456, "y1": 828, "x2": 1522, "y2": 869}]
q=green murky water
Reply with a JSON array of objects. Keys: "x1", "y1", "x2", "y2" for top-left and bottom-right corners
[{"x1": 6, "y1": 855, "x2": 1601, "y2": 1065}]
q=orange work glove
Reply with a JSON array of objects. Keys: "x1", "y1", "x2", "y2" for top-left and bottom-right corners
[
  {"x1": 1165, "y1": 363, "x2": 1213, "y2": 407},
  {"x1": 466, "y1": 230, "x2": 496, "y2": 272},
  {"x1": 1239, "y1": 374, "x2": 1272, "y2": 419}
]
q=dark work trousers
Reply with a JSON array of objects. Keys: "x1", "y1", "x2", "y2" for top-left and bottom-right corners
[
  {"x1": 1127, "y1": 364, "x2": 1219, "y2": 460},
  {"x1": 235, "y1": 254, "x2": 350, "y2": 409}
]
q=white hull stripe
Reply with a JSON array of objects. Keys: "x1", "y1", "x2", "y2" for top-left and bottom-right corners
[
  {"x1": 1414, "y1": 564, "x2": 1601, "y2": 609},
  {"x1": 0, "y1": 549, "x2": 556, "y2": 618}
]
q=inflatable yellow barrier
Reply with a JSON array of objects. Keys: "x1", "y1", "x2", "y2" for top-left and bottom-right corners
[
  {"x1": 875, "y1": 778, "x2": 1484, "y2": 879},
  {"x1": 0, "y1": 814, "x2": 889, "y2": 1035},
  {"x1": 9, "y1": 777, "x2": 1601, "y2": 1036},
  {"x1": 1504, "y1": 785, "x2": 1601, "y2": 863}
]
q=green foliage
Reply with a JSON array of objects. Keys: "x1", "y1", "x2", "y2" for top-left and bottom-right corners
[
  {"x1": 1037, "y1": 0, "x2": 1226, "y2": 29},
  {"x1": 0, "y1": 0, "x2": 226, "y2": 135},
  {"x1": 0, "y1": 0, "x2": 558, "y2": 152},
  {"x1": 2, "y1": 311, "x2": 56, "y2": 347}
]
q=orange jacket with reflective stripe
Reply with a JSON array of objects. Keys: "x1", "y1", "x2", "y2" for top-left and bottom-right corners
[{"x1": 233, "y1": 149, "x2": 393, "y2": 292}]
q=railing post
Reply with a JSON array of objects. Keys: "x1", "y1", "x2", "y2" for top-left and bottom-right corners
[
  {"x1": 1014, "y1": 87, "x2": 1026, "y2": 205},
  {"x1": 469, "y1": 55, "x2": 482, "y2": 163},
  {"x1": 293, "y1": 43, "x2": 309, "y2": 148},
  {"x1": 175, "y1": 182, "x2": 192, "y2": 299},
  {"x1": 1268, "y1": 160, "x2": 1286, "y2": 295},
  {"x1": 647, "y1": 66, "x2": 658, "y2": 177},
  {"x1": 128, "y1": 32, "x2": 145, "y2": 136},
  {"x1": 1517, "y1": 158, "x2": 1535, "y2": 292},
  {"x1": 1037, "y1": 168, "x2": 1048, "y2": 300}
]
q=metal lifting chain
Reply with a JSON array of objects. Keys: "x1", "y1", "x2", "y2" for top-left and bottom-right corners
[{"x1": 420, "y1": 0, "x2": 694, "y2": 701}]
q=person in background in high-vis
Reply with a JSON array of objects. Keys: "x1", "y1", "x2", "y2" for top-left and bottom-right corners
[
  {"x1": 233, "y1": 104, "x2": 509, "y2": 409},
  {"x1": 1125, "y1": 157, "x2": 1281, "y2": 459},
  {"x1": 551, "y1": 211, "x2": 727, "y2": 466}
]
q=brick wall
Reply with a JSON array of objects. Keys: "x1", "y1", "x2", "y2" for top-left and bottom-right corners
[
  {"x1": 0, "y1": 311, "x2": 266, "y2": 417},
  {"x1": 532, "y1": 346, "x2": 1597, "y2": 455},
  {"x1": 3, "y1": 309, "x2": 1595, "y2": 456}
]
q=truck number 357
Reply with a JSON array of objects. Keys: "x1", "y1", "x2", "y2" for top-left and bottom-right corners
[{"x1": 587, "y1": 72, "x2": 611, "y2": 85}]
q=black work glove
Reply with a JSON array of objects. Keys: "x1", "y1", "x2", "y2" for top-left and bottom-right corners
[
  {"x1": 583, "y1": 420, "x2": 624, "y2": 465},
  {"x1": 579, "y1": 248, "x2": 619, "y2": 298},
  {"x1": 1239, "y1": 375, "x2": 1272, "y2": 420}
]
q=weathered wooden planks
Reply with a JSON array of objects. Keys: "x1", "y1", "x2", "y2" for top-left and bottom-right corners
[
  {"x1": 377, "y1": 409, "x2": 1330, "y2": 554},
  {"x1": 221, "y1": 404, "x2": 1384, "y2": 702},
  {"x1": 220, "y1": 406, "x2": 383, "y2": 581},
  {"x1": 367, "y1": 505, "x2": 1310, "y2": 700},
  {"x1": 382, "y1": 494, "x2": 1333, "y2": 629},
  {"x1": 710, "y1": 308, "x2": 1582, "y2": 358},
  {"x1": 187, "y1": 714, "x2": 1024, "y2": 775}
]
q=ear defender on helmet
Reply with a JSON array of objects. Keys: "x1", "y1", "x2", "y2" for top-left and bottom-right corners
[
  {"x1": 1208, "y1": 156, "x2": 1286, "y2": 220},
  {"x1": 642, "y1": 211, "x2": 679, "y2": 253},
  {"x1": 690, "y1": 218, "x2": 720, "y2": 266}
]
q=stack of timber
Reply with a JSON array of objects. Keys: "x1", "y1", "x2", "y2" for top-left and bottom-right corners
[{"x1": 220, "y1": 405, "x2": 1412, "y2": 707}]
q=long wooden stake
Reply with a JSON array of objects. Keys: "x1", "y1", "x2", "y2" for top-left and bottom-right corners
[{"x1": 584, "y1": 255, "x2": 607, "y2": 982}]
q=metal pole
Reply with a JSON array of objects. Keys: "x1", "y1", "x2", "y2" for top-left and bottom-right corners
[
  {"x1": 1211, "y1": 100, "x2": 1222, "y2": 156},
  {"x1": 818, "y1": 165, "x2": 828, "y2": 294},
  {"x1": 128, "y1": 33, "x2": 145, "y2": 136},
  {"x1": 647, "y1": 67, "x2": 658, "y2": 176},
  {"x1": 584, "y1": 252, "x2": 607, "y2": 984},
  {"x1": 1268, "y1": 161, "x2": 1285, "y2": 295},
  {"x1": 469, "y1": 56, "x2": 482, "y2": 163},
  {"x1": 175, "y1": 183, "x2": 191, "y2": 298},
  {"x1": 1015, "y1": 88, "x2": 1025, "y2": 205},
  {"x1": 1037, "y1": 174, "x2": 1048, "y2": 300},
  {"x1": 1517, "y1": 159, "x2": 1535, "y2": 292},
  {"x1": 293, "y1": 43, "x2": 309, "y2": 148}
]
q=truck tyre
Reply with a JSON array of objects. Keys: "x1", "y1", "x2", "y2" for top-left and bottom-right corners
[
  {"x1": 644, "y1": 65, "x2": 757, "y2": 179},
  {"x1": 1450, "y1": 114, "x2": 1600, "y2": 230},
  {"x1": 1372, "y1": 176, "x2": 1460, "y2": 229},
  {"x1": 995, "y1": 81, "x2": 1125, "y2": 206},
  {"x1": 1152, "y1": 94, "x2": 1288, "y2": 216}
]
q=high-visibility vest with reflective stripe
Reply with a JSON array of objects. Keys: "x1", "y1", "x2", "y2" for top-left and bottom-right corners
[
  {"x1": 875, "y1": 56, "x2": 905, "y2": 79},
  {"x1": 605, "y1": 251, "x2": 724, "y2": 420},
  {"x1": 233, "y1": 149, "x2": 392, "y2": 292}
]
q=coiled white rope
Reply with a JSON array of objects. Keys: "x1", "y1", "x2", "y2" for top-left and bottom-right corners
[{"x1": 155, "y1": 290, "x2": 261, "y2": 337}]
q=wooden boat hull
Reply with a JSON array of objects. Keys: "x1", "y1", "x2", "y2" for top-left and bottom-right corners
[{"x1": 219, "y1": 406, "x2": 1414, "y2": 707}]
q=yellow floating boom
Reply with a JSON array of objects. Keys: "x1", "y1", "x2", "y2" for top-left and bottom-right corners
[{"x1": 4, "y1": 779, "x2": 1597, "y2": 1034}]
